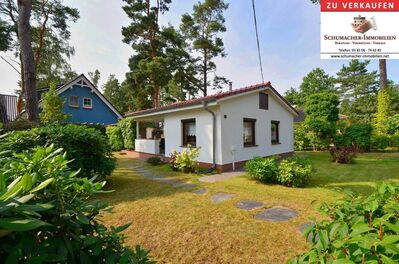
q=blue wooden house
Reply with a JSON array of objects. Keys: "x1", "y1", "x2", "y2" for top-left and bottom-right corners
[{"x1": 37, "y1": 74, "x2": 122, "y2": 125}]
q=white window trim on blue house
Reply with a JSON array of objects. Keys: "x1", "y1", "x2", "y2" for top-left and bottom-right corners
[
  {"x1": 83, "y1": 97, "x2": 93, "y2": 109},
  {"x1": 56, "y1": 74, "x2": 122, "y2": 119},
  {"x1": 69, "y1": 96, "x2": 79, "y2": 108}
]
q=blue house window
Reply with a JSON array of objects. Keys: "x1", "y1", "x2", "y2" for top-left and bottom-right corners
[
  {"x1": 83, "y1": 97, "x2": 93, "y2": 109},
  {"x1": 69, "y1": 96, "x2": 79, "y2": 108}
]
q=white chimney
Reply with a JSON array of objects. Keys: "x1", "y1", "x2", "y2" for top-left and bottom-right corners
[{"x1": 229, "y1": 82, "x2": 233, "y2": 91}]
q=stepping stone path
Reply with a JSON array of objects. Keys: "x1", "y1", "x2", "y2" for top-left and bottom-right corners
[
  {"x1": 126, "y1": 163, "x2": 302, "y2": 224},
  {"x1": 192, "y1": 188, "x2": 207, "y2": 195},
  {"x1": 255, "y1": 207, "x2": 298, "y2": 222},
  {"x1": 211, "y1": 193, "x2": 235, "y2": 203},
  {"x1": 235, "y1": 200, "x2": 263, "y2": 211}
]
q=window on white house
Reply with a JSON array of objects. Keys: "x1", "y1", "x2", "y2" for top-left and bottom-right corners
[
  {"x1": 182, "y1": 119, "x2": 196, "y2": 147},
  {"x1": 271, "y1": 120, "x2": 280, "y2": 144},
  {"x1": 243, "y1": 118, "x2": 256, "y2": 147},
  {"x1": 83, "y1": 97, "x2": 92, "y2": 109},
  {"x1": 69, "y1": 96, "x2": 79, "y2": 107},
  {"x1": 259, "y1": 92, "x2": 268, "y2": 110}
]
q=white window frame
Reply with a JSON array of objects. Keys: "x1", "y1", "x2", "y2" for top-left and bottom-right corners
[
  {"x1": 69, "y1": 96, "x2": 79, "y2": 107},
  {"x1": 83, "y1": 97, "x2": 93, "y2": 109}
]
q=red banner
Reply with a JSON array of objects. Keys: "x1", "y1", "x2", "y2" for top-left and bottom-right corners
[{"x1": 321, "y1": 0, "x2": 399, "y2": 12}]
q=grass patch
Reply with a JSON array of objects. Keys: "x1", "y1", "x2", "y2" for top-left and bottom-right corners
[{"x1": 99, "y1": 152, "x2": 399, "y2": 263}]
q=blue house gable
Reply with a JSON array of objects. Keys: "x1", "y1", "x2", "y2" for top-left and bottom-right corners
[{"x1": 54, "y1": 74, "x2": 122, "y2": 125}]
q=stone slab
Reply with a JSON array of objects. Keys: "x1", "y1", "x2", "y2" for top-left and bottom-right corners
[
  {"x1": 192, "y1": 188, "x2": 208, "y2": 195},
  {"x1": 211, "y1": 193, "x2": 236, "y2": 203},
  {"x1": 235, "y1": 200, "x2": 264, "y2": 211},
  {"x1": 255, "y1": 207, "x2": 298, "y2": 222}
]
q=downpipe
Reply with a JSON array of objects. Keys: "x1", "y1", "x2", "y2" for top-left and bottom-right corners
[{"x1": 202, "y1": 100, "x2": 216, "y2": 173}]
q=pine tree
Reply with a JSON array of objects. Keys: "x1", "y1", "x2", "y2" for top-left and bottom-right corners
[
  {"x1": 122, "y1": 0, "x2": 172, "y2": 109},
  {"x1": 180, "y1": 0, "x2": 229, "y2": 96},
  {"x1": 335, "y1": 60, "x2": 379, "y2": 123}
]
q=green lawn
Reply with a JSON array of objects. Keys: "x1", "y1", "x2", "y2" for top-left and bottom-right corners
[{"x1": 99, "y1": 152, "x2": 399, "y2": 264}]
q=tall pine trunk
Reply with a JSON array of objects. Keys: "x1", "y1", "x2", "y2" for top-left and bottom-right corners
[
  {"x1": 18, "y1": 0, "x2": 38, "y2": 122},
  {"x1": 379, "y1": 59, "x2": 387, "y2": 90},
  {"x1": 203, "y1": 49, "x2": 208, "y2": 97}
]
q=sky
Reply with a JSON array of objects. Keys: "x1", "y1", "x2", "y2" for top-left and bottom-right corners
[{"x1": 1, "y1": 0, "x2": 399, "y2": 96}]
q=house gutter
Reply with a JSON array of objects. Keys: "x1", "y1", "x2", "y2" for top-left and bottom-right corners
[{"x1": 202, "y1": 100, "x2": 217, "y2": 170}]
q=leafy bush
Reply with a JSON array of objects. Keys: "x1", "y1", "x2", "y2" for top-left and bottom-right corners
[
  {"x1": 290, "y1": 182, "x2": 399, "y2": 264},
  {"x1": 329, "y1": 146, "x2": 357, "y2": 164},
  {"x1": 0, "y1": 145, "x2": 155, "y2": 263},
  {"x1": 0, "y1": 124, "x2": 116, "y2": 180},
  {"x1": 391, "y1": 134, "x2": 399, "y2": 149},
  {"x1": 277, "y1": 156, "x2": 313, "y2": 187},
  {"x1": 245, "y1": 156, "x2": 279, "y2": 184},
  {"x1": 118, "y1": 118, "x2": 136, "y2": 150},
  {"x1": 386, "y1": 114, "x2": 399, "y2": 135},
  {"x1": 371, "y1": 135, "x2": 391, "y2": 151},
  {"x1": 172, "y1": 146, "x2": 200, "y2": 173},
  {"x1": 294, "y1": 123, "x2": 310, "y2": 151},
  {"x1": 147, "y1": 157, "x2": 164, "y2": 166},
  {"x1": 345, "y1": 123, "x2": 373, "y2": 151},
  {"x1": 80, "y1": 123, "x2": 107, "y2": 135},
  {"x1": 106, "y1": 126, "x2": 124, "y2": 151}
]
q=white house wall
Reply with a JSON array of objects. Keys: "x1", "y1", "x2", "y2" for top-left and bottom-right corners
[
  {"x1": 163, "y1": 107, "x2": 222, "y2": 165},
  {"x1": 219, "y1": 91, "x2": 294, "y2": 164}
]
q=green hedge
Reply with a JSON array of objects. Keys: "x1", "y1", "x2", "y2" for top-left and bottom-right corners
[
  {"x1": 0, "y1": 124, "x2": 115, "y2": 180},
  {"x1": 118, "y1": 118, "x2": 136, "y2": 150},
  {"x1": 106, "y1": 126, "x2": 124, "y2": 151}
]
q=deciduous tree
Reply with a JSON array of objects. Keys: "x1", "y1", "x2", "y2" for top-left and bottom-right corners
[
  {"x1": 39, "y1": 82, "x2": 69, "y2": 123},
  {"x1": 304, "y1": 92, "x2": 339, "y2": 145},
  {"x1": 284, "y1": 68, "x2": 335, "y2": 107}
]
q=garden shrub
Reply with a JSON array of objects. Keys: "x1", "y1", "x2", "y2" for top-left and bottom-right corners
[
  {"x1": 80, "y1": 123, "x2": 107, "y2": 135},
  {"x1": 386, "y1": 114, "x2": 399, "y2": 135},
  {"x1": 0, "y1": 145, "x2": 155, "y2": 263},
  {"x1": 118, "y1": 118, "x2": 136, "y2": 150},
  {"x1": 3, "y1": 119, "x2": 38, "y2": 132},
  {"x1": 245, "y1": 156, "x2": 279, "y2": 184},
  {"x1": 0, "y1": 124, "x2": 116, "y2": 180},
  {"x1": 172, "y1": 146, "x2": 200, "y2": 173},
  {"x1": 390, "y1": 134, "x2": 399, "y2": 149},
  {"x1": 147, "y1": 157, "x2": 164, "y2": 166},
  {"x1": 106, "y1": 126, "x2": 124, "y2": 151},
  {"x1": 289, "y1": 182, "x2": 399, "y2": 264},
  {"x1": 294, "y1": 123, "x2": 310, "y2": 151},
  {"x1": 277, "y1": 156, "x2": 312, "y2": 187},
  {"x1": 329, "y1": 146, "x2": 357, "y2": 164},
  {"x1": 371, "y1": 134, "x2": 391, "y2": 151},
  {"x1": 345, "y1": 123, "x2": 373, "y2": 151}
]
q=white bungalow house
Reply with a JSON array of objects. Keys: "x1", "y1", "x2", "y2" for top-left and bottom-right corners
[{"x1": 125, "y1": 82, "x2": 298, "y2": 171}]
